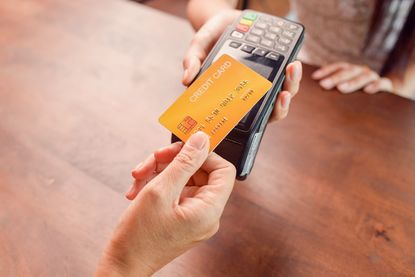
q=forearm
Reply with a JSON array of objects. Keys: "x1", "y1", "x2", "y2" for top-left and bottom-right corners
[
  {"x1": 95, "y1": 250, "x2": 154, "y2": 277},
  {"x1": 187, "y1": 0, "x2": 237, "y2": 30}
]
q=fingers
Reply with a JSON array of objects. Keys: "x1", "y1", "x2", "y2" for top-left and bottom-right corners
[
  {"x1": 199, "y1": 153, "x2": 236, "y2": 206},
  {"x1": 182, "y1": 11, "x2": 240, "y2": 86},
  {"x1": 155, "y1": 132, "x2": 210, "y2": 202},
  {"x1": 337, "y1": 71, "x2": 378, "y2": 93},
  {"x1": 182, "y1": 17, "x2": 228, "y2": 86},
  {"x1": 153, "y1": 142, "x2": 184, "y2": 172},
  {"x1": 181, "y1": 153, "x2": 235, "y2": 217},
  {"x1": 319, "y1": 66, "x2": 363, "y2": 90},
  {"x1": 181, "y1": 30, "x2": 208, "y2": 85},
  {"x1": 283, "y1": 61, "x2": 302, "y2": 96},
  {"x1": 364, "y1": 77, "x2": 394, "y2": 94},
  {"x1": 186, "y1": 169, "x2": 209, "y2": 187},
  {"x1": 179, "y1": 186, "x2": 201, "y2": 200},
  {"x1": 126, "y1": 155, "x2": 156, "y2": 200},
  {"x1": 125, "y1": 179, "x2": 149, "y2": 201},
  {"x1": 182, "y1": 52, "x2": 202, "y2": 86},
  {"x1": 269, "y1": 61, "x2": 302, "y2": 122},
  {"x1": 269, "y1": 91, "x2": 291, "y2": 122},
  {"x1": 311, "y1": 62, "x2": 349, "y2": 80},
  {"x1": 126, "y1": 142, "x2": 183, "y2": 200},
  {"x1": 312, "y1": 62, "x2": 391, "y2": 94}
]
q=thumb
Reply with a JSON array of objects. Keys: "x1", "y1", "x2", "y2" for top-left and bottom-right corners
[
  {"x1": 182, "y1": 55, "x2": 202, "y2": 86},
  {"x1": 156, "y1": 132, "x2": 209, "y2": 200}
]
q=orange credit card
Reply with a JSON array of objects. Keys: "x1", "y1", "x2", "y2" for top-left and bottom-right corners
[{"x1": 159, "y1": 54, "x2": 272, "y2": 152}]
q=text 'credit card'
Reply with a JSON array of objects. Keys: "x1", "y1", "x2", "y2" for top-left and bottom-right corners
[{"x1": 159, "y1": 54, "x2": 272, "y2": 152}]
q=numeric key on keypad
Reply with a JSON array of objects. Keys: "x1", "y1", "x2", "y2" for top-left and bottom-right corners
[
  {"x1": 282, "y1": 30, "x2": 295, "y2": 38},
  {"x1": 264, "y1": 32, "x2": 277, "y2": 40},
  {"x1": 246, "y1": 34, "x2": 260, "y2": 43},
  {"x1": 259, "y1": 16, "x2": 272, "y2": 23},
  {"x1": 255, "y1": 22, "x2": 268, "y2": 29},
  {"x1": 279, "y1": 37, "x2": 292, "y2": 45},
  {"x1": 250, "y1": 28, "x2": 264, "y2": 36},
  {"x1": 275, "y1": 20, "x2": 284, "y2": 27},
  {"x1": 288, "y1": 23, "x2": 299, "y2": 30},
  {"x1": 269, "y1": 26, "x2": 282, "y2": 34},
  {"x1": 274, "y1": 44, "x2": 288, "y2": 53},
  {"x1": 260, "y1": 39, "x2": 273, "y2": 48}
]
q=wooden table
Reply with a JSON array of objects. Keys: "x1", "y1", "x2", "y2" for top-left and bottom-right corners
[{"x1": 1, "y1": 1, "x2": 415, "y2": 276}]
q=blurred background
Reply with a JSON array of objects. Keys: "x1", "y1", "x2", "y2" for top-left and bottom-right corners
[{"x1": 138, "y1": 0, "x2": 290, "y2": 18}]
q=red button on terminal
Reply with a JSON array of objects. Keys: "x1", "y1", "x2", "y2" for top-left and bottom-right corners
[{"x1": 236, "y1": 24, "x2": 250, "y2": 32}]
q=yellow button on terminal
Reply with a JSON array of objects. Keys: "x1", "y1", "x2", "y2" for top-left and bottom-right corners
[{"x1": 239, "y1": 19, "x2": 253, "y2": 26}]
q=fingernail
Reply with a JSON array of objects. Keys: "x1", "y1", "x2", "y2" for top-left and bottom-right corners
[
  {"x1": 292, "y1": 63, "x2": 301, "y2": 81},
  {"x1": 174, "y1": 141, "x2": 184, "y2": 147},
  {"x1": 131, "y1": 162, "x2": 143, "y2": 178},
  {"x1": 282, "y1": 94, "x2": 291, "y2": 109},
  {"x1": 320, "y1": 79, "x2": 333, "y2": 89},
  {"x1": 133, "y1": 162, "x2": 143, "y2": 172},
  {"x1": 125, "y1": 182, "x2": 135, "y2": 199},
  {"x1": 364, "y1": 85, "x2": 375, "y2": 93},
  {"x1": 187, "y1": 57, "x2": 200, "y2": 82},
  {"x1": 311, "y1": 70, "x2": 321, "y2": 79},
  {"x1": 338, "y1": 83, "x2": 349, "y2": 93},
  {"x1": 182, "y1": 69, "x2": 189, "y2": 83},
  {"x1": 187, "y1": 131, "x2": 208, "y2": 150},
  {"x1": 288, "y1": 63, "x2": 300, "y2": 82}
]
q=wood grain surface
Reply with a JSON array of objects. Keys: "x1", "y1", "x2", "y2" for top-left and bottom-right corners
[{"x1": 1, "y1": 1, "x2": 414, "y2": 276}]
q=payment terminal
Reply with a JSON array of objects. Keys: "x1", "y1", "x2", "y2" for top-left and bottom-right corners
[{"x1": 173, "y1": 10, "x2": 304, "y2": 180}]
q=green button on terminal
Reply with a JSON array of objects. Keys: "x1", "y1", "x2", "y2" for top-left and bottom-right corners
[{"x1": 243, "y1": 12, "x2": 257, "y2": 21}]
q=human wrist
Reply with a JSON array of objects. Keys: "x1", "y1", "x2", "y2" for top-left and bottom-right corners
[{"x1": 96, "y1": 242, "x2": 156, "y2": 277}]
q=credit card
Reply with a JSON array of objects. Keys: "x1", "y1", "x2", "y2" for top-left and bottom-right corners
[{"x1": 159, "y1": 54, "x2": 272, "y2": 152}]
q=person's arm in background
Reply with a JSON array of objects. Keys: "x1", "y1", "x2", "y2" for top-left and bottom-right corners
[
  {"x1": 187, "y1": 0, "x2": 237, "y2": 30},
  {"x1": 184, "y1": 0, "x2": 302, "y2": 122}
]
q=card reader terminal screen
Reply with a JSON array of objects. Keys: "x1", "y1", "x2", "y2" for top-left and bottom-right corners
[{"x1": 237, "y1": 54, "x2": 283, "y2": 131}]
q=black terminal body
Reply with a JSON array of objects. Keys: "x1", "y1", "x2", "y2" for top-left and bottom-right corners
[{"x1": 172, "y1": 10, "x2": 304, "y2": 180}]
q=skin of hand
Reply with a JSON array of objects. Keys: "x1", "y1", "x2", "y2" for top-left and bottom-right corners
[
  {"x1": 182, "y1": 9, "x2": 303, "y2": 122},
  {"x1": 312, "y1": 62, "x2": 394, "y2": 94},
  {"x1": 95, "y1": 132, "x2": 236, "y2": 277}
]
